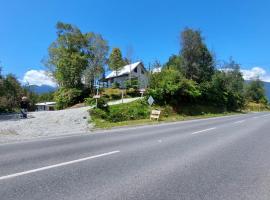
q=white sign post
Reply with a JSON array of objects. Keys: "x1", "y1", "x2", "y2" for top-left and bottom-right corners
[{"x1": 139, "y1": 88, "x2": 146, "y2": 97}]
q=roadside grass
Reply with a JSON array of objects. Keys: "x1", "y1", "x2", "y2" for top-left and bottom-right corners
[{"x1": 90, "y1": 111, "x2": 243, "y2": 129}]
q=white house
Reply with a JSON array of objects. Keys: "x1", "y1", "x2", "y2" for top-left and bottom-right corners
[
  {"x1": 35, "y1": 102, "x2": 56, "y2": 111},
  {"x1": 104, "y1": 62, "x2": 148, "y2": 89}
]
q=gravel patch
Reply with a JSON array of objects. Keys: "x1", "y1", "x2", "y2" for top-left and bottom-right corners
[
  {"x1": 0, "y1": 106, "x2": 92, "y2": 143},
  {"x1": 0, "y1": 97, "x2": 140, "y2": 143}
]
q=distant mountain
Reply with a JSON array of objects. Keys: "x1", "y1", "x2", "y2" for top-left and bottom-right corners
[
  {"x1": 26, "y1": 85, "x2": 57, "y2": 94},
  {"x1": 245, "y1": 80, "x2": 270, "y2": 101},
  {"x1": 263, "y1": 81, "x2": 270, "y2": 101}
]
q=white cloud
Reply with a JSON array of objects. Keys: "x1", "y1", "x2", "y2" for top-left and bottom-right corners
[
  {"x1": 22, "y1": 70, "x2": 57, "y2": 87},
  {"x1": 241, "y1": 67, "x2": 270, "y2": 82}
]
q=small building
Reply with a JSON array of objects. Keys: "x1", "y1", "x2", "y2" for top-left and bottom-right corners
[
  {"x1": 35, "y1": 102, "x2": 56, "y2": 111},
  {"x1": 103, "y1": 62, "x2": 148, "y2": 89}
]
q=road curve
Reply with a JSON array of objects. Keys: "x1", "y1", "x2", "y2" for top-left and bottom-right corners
[{"x1": 0, "y1": 112, "x2": 270, "y2": 200}]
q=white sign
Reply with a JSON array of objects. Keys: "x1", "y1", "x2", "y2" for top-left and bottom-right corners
[
  {"x1": 93, "y1": 95, "x2": 101, "y2": 99},
  {"x1": 148, "y1": 96, "x2": 154, "y2": 106}
]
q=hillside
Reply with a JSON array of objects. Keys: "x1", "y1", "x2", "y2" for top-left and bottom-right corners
[
  {"x1": 263, "y1": 81, "x2": 270, "y2": 100},
  {"x1": 26, "y1": 85, "x2": 57, "y2": 94}
]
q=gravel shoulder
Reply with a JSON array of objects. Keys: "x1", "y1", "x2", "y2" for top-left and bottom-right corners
[{"x1": 0, "y1": 97, "x2": 140, "y2": 143}]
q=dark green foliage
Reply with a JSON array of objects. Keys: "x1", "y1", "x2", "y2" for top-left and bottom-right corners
[
  {"x1": 102, "y1": 88, "x2": 122, "y2": 100},
  {"x1": 181, "y1": 28, "x2": 215, "y2": 83},
  {"x1": 245, "y1": 79, "x2": 268, "y2": 104},
  {"x1": 84, "y1": 97, "x2": 95, "y2": 106},
  {"x1": 96, "y1": 97, "x2": 109, "y2": 110},
  {"x1": 198, "y1": 59, "x2": 245, "y2": 111},
  {"x1": 164, "y1": 55, "x2": 183, "y2": 72},
  {"x1": 45, "y1": 22, "x2": 109, "y2": 107},
  {"x1": 149, "y1": 69, "x2": 201, "y2": 105},
  {"x1": 108, "y1": 48, "x2": 125, "y2": 75},
  {"x1": 124, "y1": 79, "x2": 139, "y2": 90},
  {"x1": 90, "y1": 100, "x2": 150, "y2": 123},
  {"x1": 111, "y1": 82, "x2": 120, "y2": 89},
  {"x1": 126, "y1": 88, "x2": 140, "y2": 97},
  {"x1": 0, "y1": 74, "x2": 23, "y2": 112},
  {"x1": 54, "y1": 88, "x2": 82, "y2": 109}
]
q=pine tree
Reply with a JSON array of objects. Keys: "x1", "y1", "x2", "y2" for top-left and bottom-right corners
[{"x1": 108, "y1": 48, "x2": 125, "y2": 75}]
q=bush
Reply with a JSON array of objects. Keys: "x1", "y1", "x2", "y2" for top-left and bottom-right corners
[
  {"x1": 90, "y1": 99, "x2": 150, "y2": 123},
  {"x1": 126, "y1": 88, "x2": 140, "y2": 97},
  {"x1": 112, "y1": 82, "x2": 120, "y2": 89},
  {"x1": 149, "y1": 69, "x2": 201, "y2": 105},
  {"x1": 108, "y1": 100, "x2": 150, "y2": 122},
  {"x1": 102, "y1": 88, "x2": 123, "y2": 100},
  {"x1": 84, "y1": 97, "x2": 95, "y2": 106},
  {"x1": 124, "y1": 79, "x2": 139, "y2": 90},
  {"x1": 89, "y1": 108, "x2": 108, "y2": 119},
  {"x1": 85, "y1": 96, "x2": 108, "y2": 109},
  {"x1": 54, "y1": 88, "x2": 82, "y2": 109}
]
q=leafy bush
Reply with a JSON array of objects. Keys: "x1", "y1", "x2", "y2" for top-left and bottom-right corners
[
  {"x1": 149, "y1": 69, "x2": 201, "y2": 105},
  {"x1": 84, "y1": 97, "x2": 95, "y2": 106},
  {"x1": 102, "y1": 88, "x2": 123, "y2": 100},
  {"x1": 111, "y1": 82, "x2": 120, "y2": 89},
  {"x1": 89, "y1": 108, "x2": 108, "y2": 119},
  {"x1": 54, "y1": 88, "x2": 82, "y2": 109},
  {"x1": 126, "y1": 88, "x2": 140, "y2": 97},
  {"x1": 90, "y1": 99, "x2": 150, "y2": 123},
  {"x1": 85, "y1": 96, "x2": 108, "y2": 110},
  {"x1": 124, "y1": 79, "x2": 139, "y2": 90}
]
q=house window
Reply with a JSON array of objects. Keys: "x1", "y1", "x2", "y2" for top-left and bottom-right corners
[
  {"x1": 141, "y1": 69, "x2": 144, "y2": 74},
  {"x1": 134, "y1": 67, "x2": 137, "y2": 73}
]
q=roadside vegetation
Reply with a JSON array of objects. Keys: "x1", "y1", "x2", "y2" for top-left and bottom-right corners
[
  {"x1": 0, "y1": 22, "x2": 269, "y2": 127},
  {"x1": 89, "y1": 28, "x2": 269, "y2": 128}
]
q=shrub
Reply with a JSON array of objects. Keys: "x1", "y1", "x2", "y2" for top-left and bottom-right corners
[
  {"x1": 102, "y1": 88, "x2": 123, "y2": 100},
  {"x1": 84, "y1": 97, "x2": 95, "y2": 106},
  {"x1": 89, "y1": 108, "x2": 107, "y2": 119},
  {"x1": 124, "y1": 79, "x2": 139, "y2": 90},
  {"x1": 54, "y1": 88, "x2": 82, "y2": 109},
  {"x1": 107, "y1": 100, "x2": 150, "y2": 122},
  {"x1": 85, "y1": 96, "x2": 108, "y2": 109},
  {"x1": 127, "y1": 88, "x2": 140, "y2": 97},
  {"x1": 90, "y1": 99, "x2": 150, "y2": 123},
  {"x1": 149, "y1": 69, "x2": 201, "y2": 105},
  {"x1": 112, "y1": 82, "x2": 120, "y2": 89}
]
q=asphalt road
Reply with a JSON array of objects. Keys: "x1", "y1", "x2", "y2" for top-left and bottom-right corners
[{"x1": 1, "y1": 112, "x2": 270, "y2": 200}]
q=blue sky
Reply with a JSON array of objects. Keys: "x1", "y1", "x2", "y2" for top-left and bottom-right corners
[{"x1": 1, "y1": 0, "x2": 270, "y2": 85}]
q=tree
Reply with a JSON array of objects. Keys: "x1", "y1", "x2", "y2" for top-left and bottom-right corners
[
  {"x1": 82, "y1": 32, "x2": 109, "y2": 89},
  {"x1": 199, "y1": 58, "x2": 245, "y2": 111},
  {"x1": 245, "y1": 79, "x2": 268, "y2": 104},
  {"x1": 108, "y1": 48, "x2": 125, "y2": 75},
  {"x1": 164, "y1": 54, "x2": 183, "y2": 72},
  {"x1": 0, "y1": 74, "x2": 23, "y2": 111},
  {"x1": 149, "y1": 69, "x2": 201, "y2": 105},
  {"x1": 181, "y1": 28, "x2": 215, "y2": 83},
  {"x1": 46, "y1": 22, "x2": 108, "y2": 90}
]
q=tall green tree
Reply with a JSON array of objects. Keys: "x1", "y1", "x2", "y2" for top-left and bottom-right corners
[
  {"x1": 164, "y1": 54, "x2": 183, "y2": 71},
  {"x1": 181, "y1": 28, "x2": 215, "y2": 83},
  {"x1": 199, "y1": 59, "x2": 245, "y2": 111},
  {"x1": 82, "y1": 32, "x2": 109, "y2": 89},
  {"x1": 245, "y1": 79, "x2": 268, "y2": 104},
  {"x1": 0, "y1": 74, "x2": 23, "y2": 111},
  {"x1": 46, "y1": 22, "x2": 108, "y2": 89},
  {"x1": 108, "y1": 48, "x2": 125, "y2": 75}
]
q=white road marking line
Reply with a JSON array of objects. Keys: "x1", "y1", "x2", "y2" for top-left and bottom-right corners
[
  {"x1": 191, "y1": 127, "x2": 217, "y2": 135},
  {"x1": 0, "y1": 151, "x2": 120, "y2": 181},
  {"x1": 262, "y1": 114, "x2": 270, "y2": 117},
  {"x1": 233, "y1": 120, "x2": 245, "y2": 124},
  {"x1": 253, "y1": 116, "x2": 259, "y2": 119}
]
